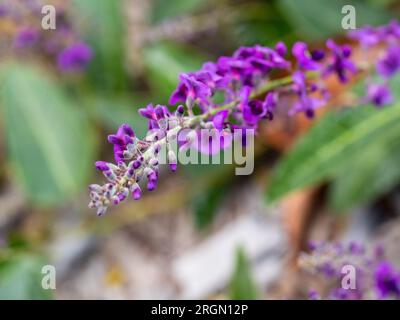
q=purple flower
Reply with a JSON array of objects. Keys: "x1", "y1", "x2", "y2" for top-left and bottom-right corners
[
  {"x1": 95, "y1": 161, "x2": 111, "y2": 171},
  {"x1": 307, "y1": 241, "x2": 318, "y2": 251},
  {"x1": 57, "y1": 42, "x2": 93, "y2": 72},
  {"x1": 239, "y1": 86, "x2": 278, "y2": 127},
  {"x1": 243, "y1": 100, "x2": 267, "y2": 125},
  {"x1": 195, "y1": 129, "x2": 232, "y2": 155},
  {"x1": 349, "y1": 26, "x2": 382, "y2": 47},
  {"x1": 139, "y1": 103, "x2": 157, "y2": 119},
  {"x1": 330, "y1": 288, "x2": 362, "y2": 300},
  {"x1": 87, "y1": 21, "x2": 400, "y2": 216},
  {"x1": 194, "y1": 68, "x2": 228, "y2": 92},
  {"x1": 13, "y1": 27, "x2": 39, "y2": 48},
  {"x1": 169, "y1": 74, "x2": 212, "y2": 109},
  {"x1": 213, "y1": 110, "x2": 229, "y2": 130},
  {"x1": 263, "y1": 91, "x2": 278, "y2": 120},
  {"x1": 308, "y1": 290, "x2": 320, "y2": 300},
  {"x1": 324, "y1": 39, "x2": 357, "y2": 83},
  {"x1": 217, "y1": 56, "x2": 252, "y2": 82},
  {"x1": 167, "y1": 150, "x2": 177, "y2": 172},
  {"x1": 365, "y1": 83, "x2": 393, "y2": 107},
  {"x1": 292, "y1": 42, "x2": 322, "y2": 71},
  {"x1": 348, "y1": 242, "x2": 365, "y2": 255},
  {"x1": 0, "y1": 4, "x2": 9, "y2": 17},
  {"x1": 374, "y1": 262, "x2": 400, "y2": 299},
  {"x1": 376, "y1": 46, "x2": 400, "y2": 78},
  {"x1": 289, "y1": 71, "x2": 325, "y2": 118},
  {"x1": 236, "y1": 86, "x2": 267, "y2": 126},
  {"x1": 301, "y1": 242, "x2": 400, "y2": 300},
  {"x1": 139, "y1": 104, "x2": 170, "y2": 130},
  {"x1": 256, "y1": 45, "x2": 291, "y2": 69},
  {"x1": 349, "y1": 20, "x2": 400, "y2": 47},
  {"x1": 108, "y1": 124, "x2": 136, "y2": 163},
  {"x1": 275, "y1": 41, "x2": 287, "y2": 57},
  {"x1": 382, "y1": 20, "x2": 400, "y2": 42},
  {"x1": 131, "y1": 184, "x2": 141, "y2": 200},
  {"x1": 318, "y1": 262, "x2": 336, "y2": 277},
  {"x1": 146, "y1": 170, "x2": 158, "y2": 191},
  {"x1": 218, "y1": 45, "x2": 290, "y2": 87}
]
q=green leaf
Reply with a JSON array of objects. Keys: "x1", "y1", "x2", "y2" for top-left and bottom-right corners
[
  {"x1": 229, "y1": 247, "x2": 258, "y2": 300},
  {"x1": 73, "y1": 0, "x2": 127, "y2": 91},
  {"x1": 266, "y1": 102, "x2": 400, "y2": 203},
  {"x1": 278, "y1": 0, "x2": 393, "y2": 40},
  {"x1": 329, "y1": 138, "x2": 400, "y2": 210},
  {"x1": 0, "y1": 63, "x2": 95, "y2": 205},
  {"x1": 0, "y1": 254, "x2": 53, "y2": 300},
  {"x1": 143, "y1": 42, "x2": 206, "y2": 102}
]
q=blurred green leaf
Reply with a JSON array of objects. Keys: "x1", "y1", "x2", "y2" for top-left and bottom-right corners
[
  {"x1": 267, "y1": 73, "x2": 400, "y2": 208},
  {"x1": 277, "y1": 0, "x2": 393, "y2": 40},
  {"x1": 143, "y1": 42, "x2": 206, "y2": 102},
  {"x1": 151, "y1": 0, "x2": 206, "y2": 23},
  {"x1": 0, "y1": 63, "x2": 96, "y2": 205},
  {"x1": 0, "y1": 254, "x2": 52, "y2": 300},
  {"x1": 266, "y1": 102, "x2": 400, "y2": 204},
  {"x1": 229, "y1": 247, "x2": 258, "y2": 300},
  {"x1": 329, "y1": 138, "x2": 400, "y2": 210},
  {"x1": 73, "y1": 0, "x2": 127, "y2": 91}
]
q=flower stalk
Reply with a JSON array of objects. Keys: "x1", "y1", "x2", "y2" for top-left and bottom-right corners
[{"x1": 89, "y1": 20, "x2": 400, "y2": 216}]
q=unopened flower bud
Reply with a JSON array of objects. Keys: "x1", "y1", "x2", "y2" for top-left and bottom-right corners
[
  {"x1": 111, "y1": 196, "x2": 120, "y2": 205},
  {"x1": 130, "y1": 183, "x2": 141, "y2": 200},
  {"x1": 88, "y1": 184, "x2": 102, "y2": 193},
  {"x1": 104, "y1": 170, "x2": 117, "y2": 182},
  {"x1": 168, "y1": 150, "x2": 177, "y2": 172},
  {"x1": 96, "y1": 206, "x2": 107, "y2": 216},
  {"x1": 149, "y1": 158, "x2": 159, "y2": 167},
  {"x1": 133, "y1": 160, "x2": 142, "y2": 169},
  {"x1": 95, "y1": 161, "x2": 109, "y2": 171},
  {"x1": 176, "y1": 105, "x2": 185, "y2": 117}
]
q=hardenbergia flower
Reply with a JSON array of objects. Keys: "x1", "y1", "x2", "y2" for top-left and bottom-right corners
[
  {"x1": 300, "y1": 241, "x2": 400, "y2": 300},
  {"x1": 89, "y1": 20, "x2": 400, "y2": 216}
]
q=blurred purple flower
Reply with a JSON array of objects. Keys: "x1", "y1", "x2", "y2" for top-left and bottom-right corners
[
  {"x1": 376, "y1": 46, "x2": 400, "y2": 78},
  {"x1": 374, "y1": 262, "x2": 400, "y2": 299},
  {"x1": 0, "y1": 4, "x2": 9, "y2": 17},
  {"x1": 289, "y1": 71, "x2": 325, "y2": 118},
  {"x1": 365, "y1": 83, "x2": 393, "y2": 107},
  {"x1": 349, "y1": 26, "x2": 382, "y2": 47},
  {"x1": 13, "y1": 27, "x2": 39, "y2": 48},
  {"x1": 57, "y1": 42, "x2": 93, "y2": 72},
  {"x1": 292, "y1": 42, "x2": 322, "y2": 71},
  {"x1": 324, "y1": 39, "x2": 357, "y2": 83}
]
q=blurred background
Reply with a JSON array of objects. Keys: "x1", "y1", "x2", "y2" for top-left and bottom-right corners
[{"x1": 0, "y1": 0, "x2": 400, "y2": 299}]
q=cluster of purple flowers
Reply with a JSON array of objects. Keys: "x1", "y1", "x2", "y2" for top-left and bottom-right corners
[
  {"x1": 350, "y1": 20, "x2": 400, "y2": 107},
  {"x1": 1, "y1": 0, "x2": 92, "y2": 72},
  {"x1": 300, "y1": 241, "x2": 400, "y2": 300},
  {"x1": 89, "y1": 21, "x2": 400, "y2": 216}
]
